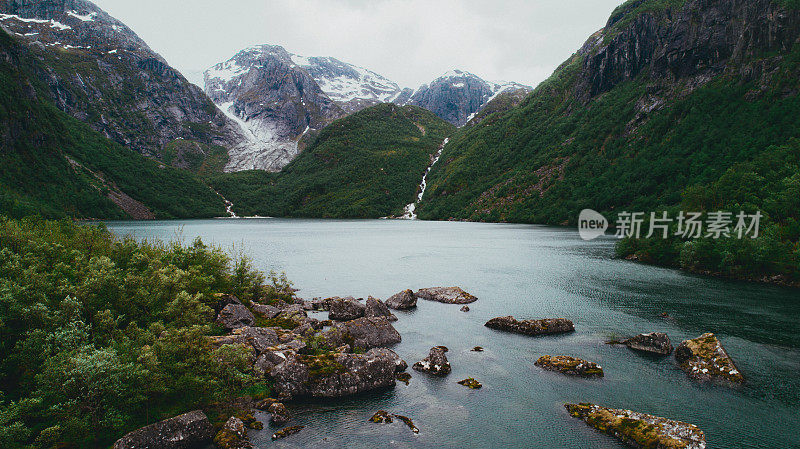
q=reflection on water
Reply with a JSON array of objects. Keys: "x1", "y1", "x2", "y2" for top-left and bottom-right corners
[{"x1": 107, "y1": 219, "x2": 800, "y2": 448}]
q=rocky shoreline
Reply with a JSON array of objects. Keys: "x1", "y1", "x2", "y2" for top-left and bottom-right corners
[{"x1": 111, "y1": 285, "x2": 741, "y2": 448}]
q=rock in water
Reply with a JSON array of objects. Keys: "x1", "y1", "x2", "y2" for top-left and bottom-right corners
[
  {"x1": 112, "y1": 410, "x2": 213, "y2": 449},
  {"x1": 457, "y1": 377, "x2": 482, "y2": 389},
  {"x1": 272, "y1": 425, "x2": 304, "y2": 440},
  {"x1": 415, "y1": 287, "x2": 477, "y2": 304},
  {"x1": 268, "y1": 402, "x2": 292, "y2": 425},
  {"x1": 334, "y1": 317, "x2": 402, "y2": 350},
  {"x1": 460, "y1": 305, "x2": 470, "y2": 312},
  {"x1": 216, "y1": 304, "x2": 255, "y2": 330},
  {"x1": 214, "y1": 417, "x2": 252, "y2": 449},
  {"x1": 624, "y1": 332, "x2": 673, "y2": 355},
  {"x1": 565, "y1": 403, "x2": 706, "y2": 449},
  {"x1": 535, "y1": 355, "x2": 604, "y2": 378},
  {"x1": 484, "y1": 316, "x2": 574, "y2": 336},
  {"x1": 412, "y1": 346, "x2": 451, "y2": 376},
  {"x1": 675, "y1": 333, "x2": 743, "y2": 385},
  {"x1": 385, "y1": 289, "x2": 417, "y2": 310},
  {"x1": 471, "y1": 346, "x2": 484, "y2": 352},
  {"x1": 271, "y1": 348, "x2": 403, "y2": 400},
  {"x1": 365, "y1": 296, "x2": 398, "y2": 321},
  {"x1": 328, "y1": 297, "x2": 366, "y2": 321},
  {"x1": 369, "y1": 411, "x2": 419, "y2": 433}
]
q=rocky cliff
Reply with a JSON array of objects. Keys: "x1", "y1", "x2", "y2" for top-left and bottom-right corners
[{"x1": 0, "y1": 0, "x2": 249, "y2": 173}]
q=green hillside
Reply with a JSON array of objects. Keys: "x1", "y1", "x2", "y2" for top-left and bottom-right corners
[
  {"x1": 417, "y1": 0, "x2": 800, "y2": 282},
  {"x1": 0, "y1": 30, "x2": 225, "y2": 219},
  {"x1": 209, "y1": 103, "x2": 455, "y2": 218}
]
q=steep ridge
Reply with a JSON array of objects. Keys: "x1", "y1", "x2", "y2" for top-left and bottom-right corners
[
  {"x1": 0, "y1": 28, "x2": 225, "y2": 218},
  {"x1": 419, "y1": 0, "x2": 800, "y2": 281},
  {"x1": 0, "y1": 0, "x2": 247, "y2": 173},
  {"x1": 208, "y1": 103, "x2": 455, "y2": 218}
]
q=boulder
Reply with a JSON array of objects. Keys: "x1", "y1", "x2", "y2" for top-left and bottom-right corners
[
  {"x1": 272, "y1": 425, "x2": 304, "y2": 440},
  {"x1": 457, "y1": 377, "x2": 482, "y2": 389},
  {"x1": 675, "y1": 333, "x2": 743, "y2": 385},
  {"x1": 365, "y1": 296, "x2": 397, "y2": 321},
  {"x1": 535, "y1": 355, "x2": 604, "y2": 378},
  {"x1": 216, "y1": 304, "x2": 255, "y2": 330},
  {"x1": 484, "y1": 316, "x2": 574, "y2": 336},
  {"x1": 385, "y1": 289, "x2": 417, "y2": 310},
  {"x1": 212, "y1": 293, "x2": 243, "y2": 315},
  {"x1": 251, "y1": 303, "x2": 281, "y2": 319},
  {"x1": 415, "y1": 286, "x2": 477, "y2": 304},
  {"x1": 624, "y1": 332, "x2": 673, "y2": 355},
  {"x1": 334, "y1": 317, "x2": 402, "y2": 350},
  {"x1": 328, "y1": 297, "x2": 366, "y2": 321},
  {"x1": 565, "y1": 403, "x2": 706, "y2": 449},
  {"x1": 270, "y1": 348, "x2": 402, "y2": 400},
  {"x1": 112, "y1": 410, "x2": 213, "y2": 449},
  {"x1": 254, "y1": 398, "x2": 278, "y2": 410},
  {"x1": 213, "y1": 417, "x2": 252, "y2": 449},
  {"x1": 268, "y1": 402, "x2": 292, "y2": 425},
  {"x1": 412, "y1": 346, "x2": 451, "y2": 376}
]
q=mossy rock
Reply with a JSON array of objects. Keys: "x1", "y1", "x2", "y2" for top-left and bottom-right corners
[
  {"x1": 535, "y1": 355, "x2": 604, "y2": 378},
  {"x1": 457, "y1": 377, "x2": 483, "y2": 389}
]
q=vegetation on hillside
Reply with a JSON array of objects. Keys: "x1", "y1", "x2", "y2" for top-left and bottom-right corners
[
  {"x1": 0, "y1": 217, "x2": 289, "y2": 448},
  {"x1": 418, "y1": 12, "x2": 800, "y2": 281},
  {"x1": 209, "y1": 103, "x2": 455, "y2": 218},
  {"x1": 0, "y1": 30, "x2": 225, "y2": 219}
]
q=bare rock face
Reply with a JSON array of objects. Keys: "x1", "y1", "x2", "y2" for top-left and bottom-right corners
[
  {"x1": 624, "y1": 332, "x2": 673, "y2": 355},
  {"x1": 385, "y1": 289, "x2": 417, "y2": 310},
  {"x1": 334, "y1": 317, "x2": 402, "y2": 350},
  {"x1": 675, "y1": 333, "x2": 743, "y2": 385},
  {"x1": 365, "y1": 296, "x2": 397, "y2": 321},
  {"x1": 415, "y1": 286, "x2": 477, "y2": 304},
  {"x1": 252, "y1": 303, "x2": 281, "y2": 319},
  {"x1": 328, "y1": 296, "x2": 366, "y2": 321},
  {"x1": 214, "y1": 417, "x2": 252, "y2": 449},
  {"x1": 484, "y1": 316, "x2": 574, "y2": 336},
  {"x1": 565, "y1": 403, "x2": 706, "y2": 449},
  {"x1": 535, "y1": 355, "x2": 604, "y2": 378},
  {"x1": 412, "y1": 346, "x2": 451, "y2": 377},
  {"x1": 112, "y1": 410, "x2": 213, "y2": 449},
  {"x1": 216, "y1": 304, "x2": 255, "y2": 330},
  {"x1": 270, "y1": 348, "x2": 403, "y2": 400}
]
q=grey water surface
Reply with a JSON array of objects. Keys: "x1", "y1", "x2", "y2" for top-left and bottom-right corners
[{"x1": 105, "y1": 218, "x2": 800, "y2": 449}]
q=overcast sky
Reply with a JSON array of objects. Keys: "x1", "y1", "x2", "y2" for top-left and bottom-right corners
[{"x1": 92, "y1": 0, "x2": 623, "y2": 89}]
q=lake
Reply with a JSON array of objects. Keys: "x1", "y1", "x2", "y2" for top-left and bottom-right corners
[{"x1": 105, "y1": 218, "x2": 800, "y2": 448}]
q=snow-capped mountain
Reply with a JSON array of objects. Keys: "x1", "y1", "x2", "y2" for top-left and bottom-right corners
[
  {"x1": 205, "y1": 44, "x2": 345, "y2": 172},
  {"x1": 404, "y1": 70, "x2": 532, "y2": 126}
]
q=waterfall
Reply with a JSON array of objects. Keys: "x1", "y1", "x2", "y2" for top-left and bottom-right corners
[{"x1": 401, "y1": 137, "x2": 449, "y2": 220}]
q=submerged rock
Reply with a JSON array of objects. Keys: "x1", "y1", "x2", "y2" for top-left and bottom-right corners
[
  {"x1": 214, "y1": 417, "x2": 252, "y2": 449},
  {"x1": 675, "y1": 333, "x2": 743, "y2": 385},
  {"x1": 415, "y1": 286, "x2": 477, "y2": 304},
  {"x1": 270, "y1": 348, "x2": 403, "y2": 400},
  {"x1": 457, "y1": 377, "x2": 482, "y2": 389},
  {"x1": 484, "y1": 316, "x2": 574, "y2": 336},
  {"x1": 460, "y1": 305, "x2": 470, "y2": 312},
  {"x1": 365, "y1": 296, "x2": 398, "y2": 321},
  {"x1": 565, "y1": 403, "x2": 706, "y2": 449},
  {"x1": 394, "y1": 415, "x2": 419, "y2": 434},
  {"x1": 112, "y1": 410, "x2": 213, "y2": 449},
  {"x1": 624, "y1": 332, "x2": 673, "y2": 355},
  {"x1": 216, "y1": 304, "x2": 255, "y2": 330},
  {"x1": 328, "y1": 296, "x2": 366, "y2": 321},
  {"x1": 369, "y1": 411, "x2": 419, "y2": 433},
  {"x1": 412, "y1": 346, "x2": 451, "y2": 376},
  {"x1": 385, "y1": 289, "x2": 417, "y2": 310},
  {"x1": 396, "y1": 372, "x2": 412, "y2": 385},
  {"x1": 268, "y1": 402, "x2": 292, "y2": 425},
  {"x1": 535, "y1": 355, "x2": 604, "y2": 378},
  {"x1": 272, "y1": 425, "x2": 304, "y2": 440}
]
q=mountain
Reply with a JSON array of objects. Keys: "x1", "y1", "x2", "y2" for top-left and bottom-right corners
[
  {"x1": 208, "y1": 103, "x2": 455, "y2": 218},
  {"x1": 0, "y1": 27, "x2": 224, "y2": 219},
  {"x1": 418, "y1": 0, "x2": 800, "y2": 282},
  {"x1": 404, "y1": 70, "x2": 531, "y2": 126},
  {"x1": 0, "y1": 0, "x2": 251, "y2": 173},
  {"x1": 204, "y1": 44, "x2": 345, "y2": 172}
]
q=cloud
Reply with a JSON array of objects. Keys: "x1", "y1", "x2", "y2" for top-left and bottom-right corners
[{"x1": 92, "y1": 0, "x2": 623, "y2": 88}]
